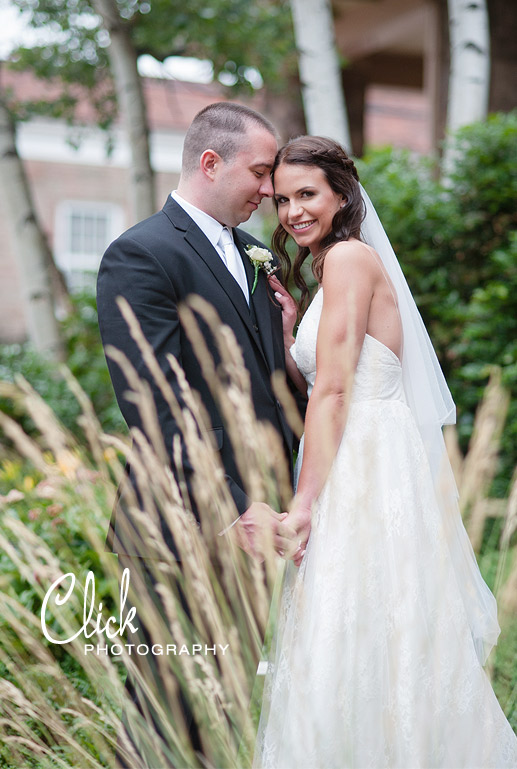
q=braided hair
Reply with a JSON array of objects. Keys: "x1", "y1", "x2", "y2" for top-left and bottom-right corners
[{"x1": 271, "y1": 136, "x2": 365, "y2": 312}]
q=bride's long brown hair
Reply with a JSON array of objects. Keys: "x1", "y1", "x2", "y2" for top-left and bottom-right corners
[{"x1": 271, "y1": 136, "x2": 365, "y2": 312}]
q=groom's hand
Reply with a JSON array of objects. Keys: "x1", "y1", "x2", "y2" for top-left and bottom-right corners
[{"x1": 235, "y1": 503, "x2": 295, "y2": 560}]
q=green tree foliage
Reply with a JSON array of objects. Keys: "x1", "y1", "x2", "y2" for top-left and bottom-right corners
[
  {"x1": 5, "y1": 0, "x2": 116, "y2": 129},
  {"x1": 359, "y1": 112, "x2": 517, "y2": 494},
  {"x1": 7, "y1": 0, "x2": 296, "y2": 124},
  {"x1": 130, "y1": 0, "x2": 296, "y2": 90}
]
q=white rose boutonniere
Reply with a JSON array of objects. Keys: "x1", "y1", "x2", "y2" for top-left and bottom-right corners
[{"x1": 245, "y1": 245, "x2": 279, "y2": 293}]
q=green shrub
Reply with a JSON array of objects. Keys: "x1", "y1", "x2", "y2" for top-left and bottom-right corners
[
  {"x1": 61, "y1": 291, "x2": 126, "y2": 435},
  {"x1": 451, "y1": 233, "x2": 517, "y2": 495},
  {"x1": 0, "y1": 292, "x2": 126, "y2": 440},
  {"x1": 358, "y1": 112, "x2": 517, "y2": 493},
  {"x1": 356, "y1": 148, "x2": 450, "y2": 346},
  {"x1": 0, "y1": 344, "x2": 82, "y2": 437}
]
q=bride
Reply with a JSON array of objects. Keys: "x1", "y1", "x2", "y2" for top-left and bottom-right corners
[{"x1": 253, "y1": 136, "x2": 517, "y2": 768}]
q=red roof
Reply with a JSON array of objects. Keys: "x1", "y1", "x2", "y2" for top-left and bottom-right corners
[{"x1": 0, "y1": 64, "x2": 228, "y2": 130}]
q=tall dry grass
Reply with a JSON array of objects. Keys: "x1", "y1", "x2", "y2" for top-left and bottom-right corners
[
  {"x1": 0, "y1": 297, "x2": 297, "y2": 769},
  {"x1": 0, "y1": 305, "x2": 515, "y2": 768}
]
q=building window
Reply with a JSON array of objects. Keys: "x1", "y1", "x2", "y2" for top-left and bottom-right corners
[{"x1": 54, "y1": 201, "x2": 124, "y2": 291}]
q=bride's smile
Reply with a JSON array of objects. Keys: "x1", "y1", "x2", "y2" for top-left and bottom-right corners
[{"x1": 273, "y1": 164, "x2": 344, "y2": 255}]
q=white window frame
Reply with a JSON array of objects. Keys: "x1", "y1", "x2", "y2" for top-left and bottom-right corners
[{"x1": 54, "y1": 200, "x2": 124, "y2": 279}]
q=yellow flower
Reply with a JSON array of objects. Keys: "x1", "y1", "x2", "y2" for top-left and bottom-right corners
[
  {"x1": 23, "y1": 476, "x2": 35, "y2": 492},
  {"x1": 56, "y1": 450, "x2": 81, "y2": 479},
  {"x1": 103, "y1": 447, "x2": 117, "y2": 462}
]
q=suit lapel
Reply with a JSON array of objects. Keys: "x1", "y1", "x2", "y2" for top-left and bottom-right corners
[
  {"x1": 237, "y1": 232, "x2": 255, "y2": 297},
  {"x1": 185, "y1": 223, "x2": 251, "y2": 314},
  {"x1": 162, "y1": 198, "x2": 270, "y2": 369},
  {"x1": 162, "y1": 199, "x2": 293, "y2": 452},
  {"x1": 234, "y1": 230, "x2": 276, "y2": 376}
]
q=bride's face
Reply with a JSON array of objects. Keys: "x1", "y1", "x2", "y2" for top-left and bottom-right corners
[{"x1": 273, "y1": 163, "x2": 344, "y2": 255}]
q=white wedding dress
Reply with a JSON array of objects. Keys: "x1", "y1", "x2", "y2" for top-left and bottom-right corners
[{"x1": 254, "y1": 287, "x2": 517, "y2": 769}]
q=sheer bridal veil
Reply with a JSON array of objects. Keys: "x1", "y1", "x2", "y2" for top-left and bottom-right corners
[{"x1": 359, "y1": 184, "x2": 500, "y2": 664}]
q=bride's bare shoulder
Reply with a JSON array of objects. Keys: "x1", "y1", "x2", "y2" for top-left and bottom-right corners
[{"x1": 322, "y1": 239, "x2": 377, "y2": 285}]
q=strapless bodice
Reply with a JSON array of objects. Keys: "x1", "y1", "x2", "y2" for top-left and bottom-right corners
[{"x1": 290, "y1": 287, "x2": 406, "y2": 405}]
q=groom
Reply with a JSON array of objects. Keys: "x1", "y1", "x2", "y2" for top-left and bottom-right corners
[
  {"x1": 97, "y1": 101, "x2": 297, "y2": 559},
  {"x1": 97, "y1": 102, "x2": 300, "y2": 765}
]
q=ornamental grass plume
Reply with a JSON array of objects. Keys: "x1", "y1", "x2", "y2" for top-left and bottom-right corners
[
  {"x1": 0, "y1": 304, "x2": 515, "y2": 767},
  {"x1": 444, "y1": 368, "x2": 517, "y2": 703},
  {"x1": 456, "y1": 367, "x2": 511, "y2": 552},
  {"x1": 0, "y1": 300, "x2": 298, "y2": 768}
]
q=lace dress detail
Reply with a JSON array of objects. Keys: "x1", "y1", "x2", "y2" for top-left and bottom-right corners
[{"x1": 254, "y1": 288, "x2": 517, "y2": 769}]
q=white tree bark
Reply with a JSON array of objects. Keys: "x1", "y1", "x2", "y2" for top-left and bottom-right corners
[
  {"x1": 92, "y1": 0, "x2": 156, "y2": 221},
  {"x1": 446, "y1": 0, "x2": 490, "y2": 134},
  {"x1": 290, "y1": 0, "x2": 351, "y2": 150},
  {"x1": 0, "y1": 95, "x2": 64, "y2": 360}
]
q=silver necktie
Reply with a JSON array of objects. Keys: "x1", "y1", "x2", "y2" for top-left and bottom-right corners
[{"x1": 218, "y1": 227, "x2": 249, "y2": 304}]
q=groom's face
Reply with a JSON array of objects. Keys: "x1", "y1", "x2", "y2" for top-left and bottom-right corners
[{"x1": 212, "y1": 126, "x2": 277, "y2": 227}]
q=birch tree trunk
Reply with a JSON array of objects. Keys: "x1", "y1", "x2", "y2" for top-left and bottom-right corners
[
  {"x1": 0, "y1": 94, "x2": 64, "y2": 360},
  {"x1": 446, "y1": 0, "x2": 490, "y2": 134},
  {"x1": 290, "y1": 0, "x2": 351, "y2": 150},
  {"x1": 92, "y1": 0, "x2": 156, "y2": 221}
]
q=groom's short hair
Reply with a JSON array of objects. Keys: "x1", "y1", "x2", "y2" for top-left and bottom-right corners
[{"x1": 182, "y1": 102, "x2": 277, "y2": 177}]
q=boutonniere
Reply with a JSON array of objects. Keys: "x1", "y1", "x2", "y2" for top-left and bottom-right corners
[{"x1": 245, "y1": 245, "x2": 279, "y2": 293}]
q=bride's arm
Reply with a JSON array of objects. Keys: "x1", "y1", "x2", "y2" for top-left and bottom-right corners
[{"x1": 287, "y1": 242, "x2": 376, "y2": 555}]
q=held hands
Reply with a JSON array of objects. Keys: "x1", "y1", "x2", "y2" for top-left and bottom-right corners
[
  {"x1": 233, "y1": 502, "x2": 298, "y2": 561},
  {"x1": 278, "y1": 498, "x2": 312, "y2": 568},
  {"x1": 269, "y1": 275, "x2": 298, "y2": 347},
  {"x1": 232, "y1": 500, "x2": 311, "y2": 567}
]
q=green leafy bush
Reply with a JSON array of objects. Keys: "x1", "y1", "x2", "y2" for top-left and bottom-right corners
[
  {"x1": 356, "y1": 148, "x2": 450, "y2": 346},
  {"x1": 61, "y1": 291, "x2": 126, "y2": 435},
  {"x1": 451, "y1": 233, "x2": 517, "y2": 494},
  {"x1": 359, "y1": 112, "x2": 517, "y2": 493},
  {"x1": 0, "y1": 344, "x2": 82, "y2": 436},
  {"x1": 0, "y1": 292, "x2": 125, "y2": 440}
]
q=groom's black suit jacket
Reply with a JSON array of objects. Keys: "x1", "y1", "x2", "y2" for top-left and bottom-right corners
[{"x1": 97, "y1": 196, "x2": 296, "y2": 557}]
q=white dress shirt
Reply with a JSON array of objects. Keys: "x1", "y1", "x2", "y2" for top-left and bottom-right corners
[{"x1": 171, "y1": 191, "x2": 249, "y2": 302}]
